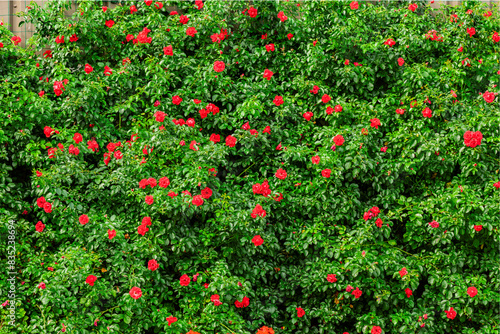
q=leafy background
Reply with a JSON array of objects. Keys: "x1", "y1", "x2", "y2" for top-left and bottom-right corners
[{"x1": 0, "y1": 0, "x2": 499, "y2": 333}]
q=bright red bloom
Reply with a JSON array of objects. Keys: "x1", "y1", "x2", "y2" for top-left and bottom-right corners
[
  {"x1": 350, "y1": 1, "x2": 359, "y2": 10},
  {"x1": 251, "y1": 204, "x2": 266, "y2": 218},
  {"x1": 398, "y1": 57, "x2": 405, "y2": 66},
  {"x1": 252, "y1": 235, "x2": 264, "y2": 246},
  {"x1": 73, "y1": 133, "x2": 83, "y2": 144},
  {"x1": 352, "y1": 287, "x2": 362, "y2": 298},
  {"x1": 129, "y1": 287, "x2": 142, "y2": 299},
  {"x1": 138, "y1": 224, "x2": 149, "y2": 236},
  {"x1": 467, "y1": 27, "x2": 476, "y2": 37},
  {"x1": 384, "y1": 38, "x2": 396, "y2": 47},
  {"x1": 148, "y1": 259, "x2": 159, "y2": 271},
  {"x1": 310, "y1": 85, "x2": 320, "y2": 94},
  {"x1": 296, "y1": 307, "x2": 305, "y2": 318},
  {"x1": 186, "y1": 27, "x2": 197, "y2": 37},
  {"x1": 201, "y1": 187, "x2": 212, "y2": 199},
  {"x1": 86, "y1": 275, "x2": 97, "y2": 286},
  {"x1": 370, "y1": 206, "x2": 380, "y2": 217},
  {"x1": 463, "y1": 131, "x2": 483, "y2": 148},
  {"x1": 322, "y1": 94, "x2": 331, "y2": 104},
  {"x1": 422, "y1": 107, "x2": 432, "y2": 118},
  {"x1": 108, "y1": 229, "x2": 116, "y2": 239},
  {"x1": 375, "y1": 218, "x2": 383, "y2": 228},
  {"x1": 483, "y1": 91, "x2": 495, "y2": 103},
  {"x1": 35, "y1": 221, "x2": 45, "y2": 233},
  {"x1": 371, "y1": 326, "x2": 382, "y2": 334},
  {"x1": 303, "y1": 112, "x2": 313, "y2": 121},
  {"x1": 473, "y1": 225, "x2": 483, "y2": 232},
  {"x1": 263, "y1": 69, "x2": 274, "y2": 80},
  {"x1": 275, "y1": 168, "x2": 287, "y2": 180},
  {"x1": 43, "y1": 202, "x2": 52, "y2": 213},
  {"x1": 445, "y1": 307, "x2": 456, "y2": 320},
  {"x1": 11, "y1": 36, "x2": 22, "y2": 45},
  {"x1": 104, "y1": 66, "x2": 113, "y2": 76},
  {"x1": 322, "y1": 169, "x2": 331, "y2": 178},
  {"x1": 226, "y1": 135, "x2": 237, "y2": 147},
  {"x1": 370, "y1": 118, "x2": 381, "y2": 129},
  {"x1": 408, "y1": 3, "x2": 417, "y2": 12},
  {"x1": 248, "y1": 6, "x2": 258, "y2": 17},
  {"x1": 130, "y1": 5, "x2": 137, "y2": 14},
  {"x1": 154, "y1": 2, "x2": 163, "y2": 9},
  {"x1": 287, "y1": 33, "x2": 293, "y2": 40},
  {"x1": 69, "y1": 34, "x2": 78, "y2": 42},
  {"x1": 158, "y1": 177, "x2": 170, "y2": 188},
  {"x1": 192, "y1": 195, "x2": 204, "y2": 206},
  {"x1": 84, "y1": 64, "x2": 93, "y2": 74},
  {"x1": 154, "y1": 111, "x2": 166, "y2": 122},
  {"x1": 405, "y1": 288, "x2": 413, "y2": 298},
  {"x1": 399, "y1": 267, "x2": 408, "y2": 278},
  {"x1": 493, "y1": 32, "x2": 500, "y2": 43},
  {"x1": 333, "y1": 135, "x2": 345, "y2": 146},
  {"x1": 429, "y1": 220, "x2": 439, "y2": 228},
  {"x1": 105, "y1": 20, "x2": 114, "y2": 28},
  {"x1": 467, "y1": 287, "x2": 478, "y2": 297},
  {"x1": 145, "y1": 195, "x2": 154, "y2": 205},
  {"x1": 272, "y1": 95, "x2": 284, "y2": 106},
  {"x1": 79, "y1": 214, "x2": 89, "y2": 225},
  {"x1": 209, "y1": 134, "x2": 220, "y2": 143},
  {"x1": 166, "y1": 316, "x2": 177, "y2": 326},
  {"x1": 214, "y1": 61, "x2": 225, "y2": 72},
  {"x1": 312, "y1": 155, "x2": 320, "y2": 164},
  {"x1": 161, "y1": 45, "x2": 173, "y2": 57},
  {"x1": 327, "y1": 274, "x2": 337, "y2": 283},
  {"x1": 396, "y1": 108, "x2": 405, "y2": 115},
  {"x1": 265, "y1": 43, "x2": 275, "y2": 52},
  {"x1": 179, "y1": 274, "x2": 190, "y2": 286}
]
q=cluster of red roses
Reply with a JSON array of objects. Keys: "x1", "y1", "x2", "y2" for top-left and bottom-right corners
[
  {"x1": 363, "y1": 206, "x2": 380, "y2": 221},
  {"x1": 463, "y1": 131, "x2": 483, "y2": 148},
  {"x1": 210, "y1": 29, "x2": 228, "y2": 44},
  {"x1": 36, "y1": 196, "x2": 52, "y2": 213}
]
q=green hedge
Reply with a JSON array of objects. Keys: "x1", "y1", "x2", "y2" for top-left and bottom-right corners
[{"x1": 0, "y1": 0, "x2": 499, "y2": 333}]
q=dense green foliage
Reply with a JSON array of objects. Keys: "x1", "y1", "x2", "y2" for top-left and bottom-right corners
[{"x1": 0, "y1": 0, "x2": 499, "y2": 333}]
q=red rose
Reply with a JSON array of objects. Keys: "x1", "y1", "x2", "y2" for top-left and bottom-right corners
[
  {"x1": 352, "y1": 287, "x2": 362, "y2": 298},
  {"x1": 142, "y1": 217, "x2": 152, "y2": 226},
  {"x1": 226, "y1": 135, "x2": 237, "y2": 147},
  {"x1": 303, "y1": 112, "x2": 313, "y2": 121},
  {"x1": 322, "y1": 169, "x2": 331, "y2": 178},
  {"x1": 494, "y1": 181, "x2": 500, "y2": 189},
  {"x1": 370, "y1": 118, "x2": 381, "y2": 129},
  {"x1": 287, "y1": 33, "x2": 293, "y2": 40},
  {"x1": 11, "y1": 36, "x2": 22, "y2": 45},
  {"x1": 138, "y1": 224, "x2": 149, "y2": 236},
  {"x1": 322, "y1": 94, "x2": 331, "y2": 104},
  {"x1": 371, "y1": 326, "x2": 382, "y2": 334},
  {"x1": 186, "y1": 27, "x2": 197, "y2": 37},
  {"x1": 37, "y1": 196, "x2": 46, "y2": 208},
  {"x1": 350, "y1": 1, "x2": 359, "y2": 10},
  {"x1": 429, "y1": 220, "x2": 439, "y2": 228},
  {"x1": 105, "y1": 20, "x2": 114, "y2": 28},
  {"x1": 405, "y1": 288, "x2": 413, "y2": 298},
  {"x1": 399, "y1": 267, "x2": 408, "y2": 278},
  {"x1": 172, "y1": 95, "x2": 182, "y2": 105},
  {"x1": 482, "y1": 91, "x2": 495, "y2": 103},
  {"x1": 129, "y1": 287, "x2": 142, "y2": 299},
  {"x1": 275, "y1": 168, "x2": 287, "y2": 180},
  {"x1": 248, "y1": 6, "x2": 257, "y2": 17},
  {"x1": 192, "y1": 195, "x2": 204, "y2": 206},
  {"x1": 375, "y1": 218, "x2": 383, "y2": 228},
  {"x1": 214, "y1": 61, "x2": 225, "y2": 72},
  {"x1": 158, "y1": 177, "x2": 170, "y2": 188},
  {"x1": 265, "y1": 43, "x2": 275, "y2": 52},
  {"x1": 310, "y1": 85, "x2": 320, "y2": 94},
  {"x1": 179, "y1": 274, "x2": 190, "y2": 286},
  {"x1": 166, "y1": 316, "x2": 177, "y2": 326},
  {"x1": 79, "y1": 214, "x2": 89, "y2": 225},
  {"x1": 327, "y1": 274, "x2": 337, "y2": 283},
  {"x1": 163, "y1": 45, "x2": 173, "y2": 56},
  {"x1": 35, "y1": 221, "x2": 45, "y2": 233},
  {"x1": 445, "y1": 307, "x2": 456, "y2": 319},
  {"x1": 251, "y1": 204, "x2": 266, "y2": 218},
  {"x1": 473, "y1": 225, "x2": 482, "y2": 232},
  {"x1": 422, "y1": 107, "x2": 432, "y2": 118},
  {"x1": 108, "y1": 229, "x2": 116, "y2": 239},
  {"x1": 84, "y1": 64, "x2": 93, "y2": 74},
  {"x1": 201, "y1": 187, "x2": 212, "y2": 199},
  {"x1": 273, "y1": 95, "x2": 284, "y2": 106},
  {"x1": 384, "y1": 38, "x2": 396, "y2": 47},
  {"x1": 467, "y1": 286, "x2": 478, "y2": 297},
  {"x1": 398, "y1": 57, "x2": 405, "y2": 66},
  {"x1": 493, "y1": 32, "x2": 500, "y2": 43},
  {"x1": 467, "y1": 27, "x2": 476, "y2": 37},
  {"x1": 148, "y1": 259, "x2": 159, "y2": 271},
  {"x1": 263, "y1": 69, "x2": 274, "y2": 80},
  {"x1": 333, "y1": 135, "x2": 345, "y2": 146},
  {"x1": 311, "y1": 155, "x2": 320, "y2": 164},
  {"x1": 130, "y1": 5, "x2": 137, "y2": 13},
  {"x1": 86, "y1": 275, "x2": 97, "y2": 286},
  {"x1": 154, "y1": 2, "x2": 163, "y2": 9},
  {"x1": 43, "y1": 202, "x2": 52, "y2": 213},
  {"x1": 296, "y1": 307, "x2": 305, "y2": 318},
  {"x1": 252, "y1": 235, "x2": 264, "y2": 246},
  {"x1": 145, "y1": 195, "x2": 154, "y2": 205},
  {"x1": 145, "y1": 0, "x2": 152, "y2": 5}
]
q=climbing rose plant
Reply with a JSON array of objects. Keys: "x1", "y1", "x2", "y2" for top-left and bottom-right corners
[{"x1": 0, "y1": 0, "x2": 499, "y2": 333}]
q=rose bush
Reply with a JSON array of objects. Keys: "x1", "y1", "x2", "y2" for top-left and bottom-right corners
[{"x1": 0, "y1": 0, "x2": 499, "y2": 333}]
